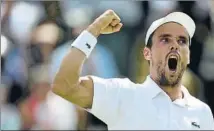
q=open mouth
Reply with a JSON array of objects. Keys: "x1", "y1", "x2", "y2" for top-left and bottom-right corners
[{"x1": 168, "y1": 56, "x2": 178, "y2": 71}]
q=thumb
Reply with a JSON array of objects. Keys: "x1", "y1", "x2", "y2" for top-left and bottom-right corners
[{"x1": 111, "y1": 23, "x2": 123, "y2": 33}]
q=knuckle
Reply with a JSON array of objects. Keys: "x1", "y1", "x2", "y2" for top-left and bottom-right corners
[
  {"x1": 107, "y1": 9, "x2": 114, "y2": 15},
  {"x1": 116, "y1": 19, "x2": 120, "y2": 22}
]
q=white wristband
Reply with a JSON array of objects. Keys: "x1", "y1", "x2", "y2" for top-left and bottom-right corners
[{"x1": 71, "y1": 30, "x2": 97, "y2": 58}]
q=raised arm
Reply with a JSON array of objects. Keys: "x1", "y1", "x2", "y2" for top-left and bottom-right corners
[{"x1": 52, "y1": 10, "x2": 123, "y2": 109}]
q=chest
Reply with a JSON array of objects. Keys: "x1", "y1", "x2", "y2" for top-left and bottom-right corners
[{"x1": 113, "y1": 97, "x2": 202, "y2": 130}]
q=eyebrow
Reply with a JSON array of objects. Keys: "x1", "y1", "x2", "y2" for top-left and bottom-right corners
[
  {"x1": 158, "y1": 34, "x2": 172, "y2": 38},
  {"x1": 178, "y1": 36, "x2": 188, "y2": 41},
  {"x1": 158, "y1": 34, "x2": 189, "y2": 41}
]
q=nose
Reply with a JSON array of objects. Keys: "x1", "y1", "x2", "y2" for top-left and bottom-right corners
[
  {"x1": 170, "y1": 46, "x2": 178, "y2": 51},
  {"x1": 170, "y1": 40, "x2": 179, "y2": 51}
]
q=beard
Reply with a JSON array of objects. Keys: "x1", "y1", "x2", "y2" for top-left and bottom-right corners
[{"x1": 154, "y1": 60, "x2": 186, "y2": 87}]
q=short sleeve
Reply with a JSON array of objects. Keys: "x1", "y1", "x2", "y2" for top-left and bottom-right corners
[{"x1": 87, "y1": 76, "x2": 126, "y2": 125}]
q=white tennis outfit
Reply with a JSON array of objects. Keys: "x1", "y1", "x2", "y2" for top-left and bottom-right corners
[{"x1": 88, "y1": 76, "x2": 214, "y2": 130}]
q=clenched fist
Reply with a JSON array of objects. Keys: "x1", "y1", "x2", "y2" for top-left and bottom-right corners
[{"x1": 87, "y1": 10, "x2": 123, "y2": 37}]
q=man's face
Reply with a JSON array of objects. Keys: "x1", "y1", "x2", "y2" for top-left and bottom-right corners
[{"x1": 148, "y1": 22, "x2": 190, "y2": 87}]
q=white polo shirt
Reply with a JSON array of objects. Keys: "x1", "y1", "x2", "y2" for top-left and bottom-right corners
[{"x1": 88, "y1": 75, "x2": 214, "y2": 130}]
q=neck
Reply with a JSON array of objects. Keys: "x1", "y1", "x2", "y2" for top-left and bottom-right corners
[
  {"x1": 150, "y1": 75, "x2": 183, "y2": 101},
  {"x1": 161, "y1": 84, "x2": 183, "y2": 101}
]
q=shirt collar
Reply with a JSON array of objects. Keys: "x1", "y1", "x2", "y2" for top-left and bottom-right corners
[
  {"x1": 143, "y1": 76, "x2": 162, "y2": 99},
  {"x1": 143, "y1": 75, "x2": 192, "y2": 107}
]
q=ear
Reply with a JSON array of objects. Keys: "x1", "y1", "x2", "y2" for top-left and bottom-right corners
[{"x1": 143, "y1": 47, "x2": 151, "y2": 61}]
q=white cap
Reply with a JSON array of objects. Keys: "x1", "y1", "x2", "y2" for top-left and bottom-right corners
[{"x1": 145, "y1": 12, "x2": 196, "y2": 45}]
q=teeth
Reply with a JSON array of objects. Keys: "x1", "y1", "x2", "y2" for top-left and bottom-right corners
[{"x1": 169, "y1": 55, "x2": 177, "y2": 60}]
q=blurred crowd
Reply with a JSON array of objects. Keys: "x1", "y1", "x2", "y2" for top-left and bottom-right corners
[{"x1": 1, "y1": 0, "x2": 214, "y2": 130}]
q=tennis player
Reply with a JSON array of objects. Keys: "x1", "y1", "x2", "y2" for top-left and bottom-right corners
[{"x1": 52, "y1": 10, "x2": 214, "y2": 129}]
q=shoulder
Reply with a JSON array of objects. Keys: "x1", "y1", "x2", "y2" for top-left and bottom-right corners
[
  {"x1": 182, "y1": 85, "x2": 210, "y2": 111},
  {"x1": 188, "y1": 95, "x2": 209, "y2": 108},
  {"x1": 90, "y1": 75, "x2": 138, "y2": 89},
  {"x1": 188, "y1": 95, "x2": 214, "y2": 129},
  {"x1": 90, "y1": 76, "x2": 142, "y2": 99},
  {"x1": 107, "y1": 77, "x2": 151, "y2": 96},
  {"x1": 188, "y1": 95, "x2": 212, "y2": 115}
]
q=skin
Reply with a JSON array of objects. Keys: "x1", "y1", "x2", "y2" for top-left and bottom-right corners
[{"x1": 143, "y1": 22, "x2": 190, "y2": 101}]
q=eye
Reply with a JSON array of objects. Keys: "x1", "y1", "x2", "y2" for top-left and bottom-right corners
[
  {"x1": 178, "y1": 39, "x2": 187, "y2": 45},
  {"x1": 160, "y1": 37, "x2": 169, "y2": 44}
]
